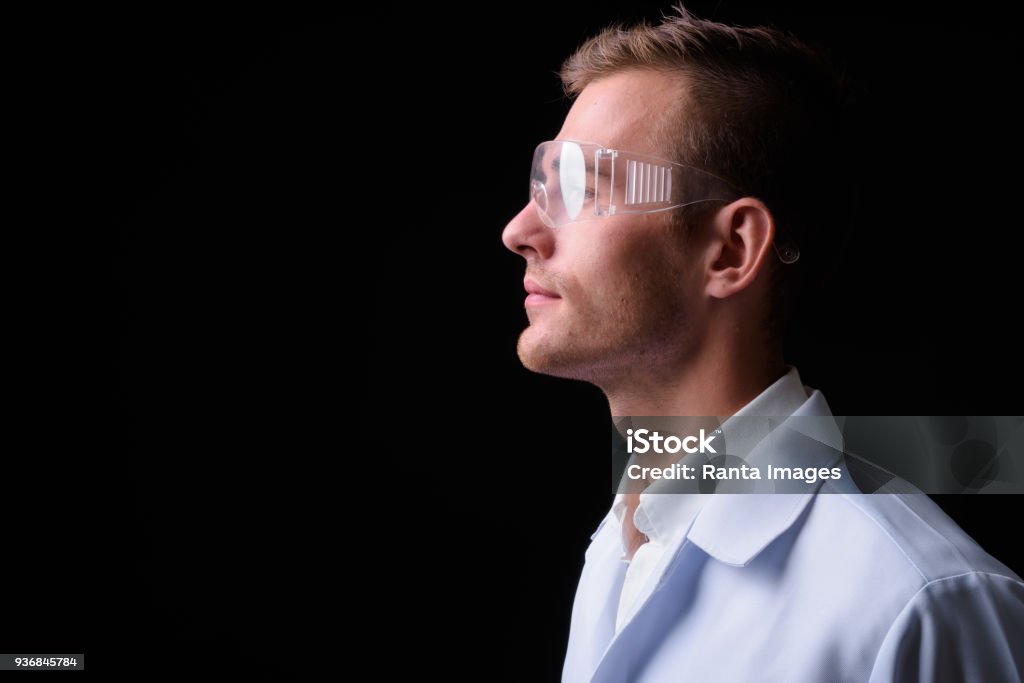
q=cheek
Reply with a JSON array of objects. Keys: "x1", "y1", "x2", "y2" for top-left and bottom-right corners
[
  {"x1": 586, "y1": 232, "x2": 687, "y2": 303},
  {"x1": 554, "y1": 219, "x2": 694, "y2": 315},
  {"x1": 565, "y1": 244, "x2": 637, "y2": 310}
]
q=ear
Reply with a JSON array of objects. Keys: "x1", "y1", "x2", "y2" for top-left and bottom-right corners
[{"x1": 703, "y1": 198, "x2": 775, "y2": 300}]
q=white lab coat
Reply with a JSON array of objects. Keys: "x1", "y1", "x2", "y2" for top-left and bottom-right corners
[{"x1": 563, "y1": 390, "x2": 1024, "y2": 682}]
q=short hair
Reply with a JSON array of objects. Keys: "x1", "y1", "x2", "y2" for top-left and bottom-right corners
[{"x1": 560, "y1": 3, "x2": 853, "y2": 343}]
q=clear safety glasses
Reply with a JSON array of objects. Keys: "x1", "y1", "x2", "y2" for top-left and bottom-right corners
[{"x1": 529, "y1": 140, "x2": 800, "y2": 264}]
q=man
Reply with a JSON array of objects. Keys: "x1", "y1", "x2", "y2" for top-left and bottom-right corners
[{"x1": 502, "y1": 6, "x2": 1024, "y2": 682}]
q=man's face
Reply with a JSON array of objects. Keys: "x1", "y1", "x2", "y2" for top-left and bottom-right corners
[{"x1": 503, "y1": 70, "x2": 709, "y2": 386}]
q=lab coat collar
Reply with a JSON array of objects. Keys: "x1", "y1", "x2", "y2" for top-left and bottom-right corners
[
  {"x1": 610, "y1": 366, "x2": 813, "y2": 544},
  {"x1": 574, "y1": 380, "x2": 848, "y2": 682},
  {"x1": 684, "y1": 388, "x2": 846, "y2": 567}
]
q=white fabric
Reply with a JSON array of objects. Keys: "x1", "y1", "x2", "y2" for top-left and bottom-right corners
[
  {"x1": 564, "y1": 368, "x2": 1024, "y2": 682},
  {"x1": 610, "y1": 366, "x2": 812, "y2": 632}
]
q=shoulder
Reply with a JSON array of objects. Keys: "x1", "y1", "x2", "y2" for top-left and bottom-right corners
[
  {"x1": 867, "y1": 570, "x2": 1024, "y2": 682},
  {"x1": 807, "y1": 487, "x2": 1021, "y2": 584},
  {"x1": 796, "y1": 492, "x2": 1024, "y2": 680}
]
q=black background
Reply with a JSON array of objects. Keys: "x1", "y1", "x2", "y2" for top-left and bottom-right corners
[{"x1": 98, "y1": 2, "x2": 1024, "y2": 678}]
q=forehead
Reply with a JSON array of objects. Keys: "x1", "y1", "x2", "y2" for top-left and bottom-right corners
[{"x1": 556, "y1": 69, "x2": 685, "y2": 156}]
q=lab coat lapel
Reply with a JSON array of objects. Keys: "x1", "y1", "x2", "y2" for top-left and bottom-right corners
[
  {"x1": 586, "y1": 390, "x2": 844, "y2": 681},
  {"x1": 586, "y1": 487, "x2": 823, "y2": 682},
  {"x1": 562, "y1": 516, "x2": 628, "y2": 682},
  {"x1": 588, "y1": 537, "x2": 709, "y2": 683}
]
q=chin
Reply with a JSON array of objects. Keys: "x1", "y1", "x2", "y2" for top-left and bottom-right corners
[
  {"x1": 517, "y1": 327, "x2": 558, "y2": 372},
  {"x1": 516, "y1": 328, "x2": 547, "y2": 372},
  {"x1": 516, "y1": 327, "x2": 593, "y2": 380}
]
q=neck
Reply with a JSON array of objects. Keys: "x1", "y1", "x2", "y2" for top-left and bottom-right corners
[{"x1": 604, "y1": 338, "x2": 786, "y2": 419}]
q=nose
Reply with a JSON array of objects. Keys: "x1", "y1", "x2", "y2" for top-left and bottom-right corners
[{"x1": 502, "y1": 200, "x2": 555, "y2": 260}]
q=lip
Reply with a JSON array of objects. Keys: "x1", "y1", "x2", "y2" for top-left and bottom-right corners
[{"x1": 524, "y1": 277, "x2": 561, "y2": 306}]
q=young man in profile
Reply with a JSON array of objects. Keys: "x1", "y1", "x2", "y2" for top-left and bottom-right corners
[{"x1": 502, "y1": 5, "x2": 1024, "y2": 682}]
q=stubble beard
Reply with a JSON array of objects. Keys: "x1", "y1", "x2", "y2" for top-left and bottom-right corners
[{"x1": 516, "y1": 279, "x2": 693, "y2": 390}]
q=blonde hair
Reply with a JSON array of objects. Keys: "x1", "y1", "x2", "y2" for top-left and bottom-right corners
[{"x1": 559, "y1": 3, "x2": 852, "y2": 338}]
